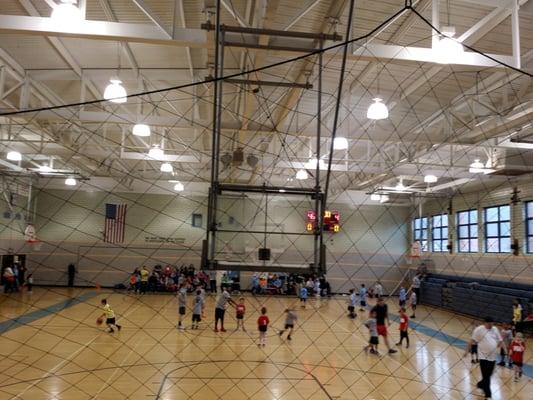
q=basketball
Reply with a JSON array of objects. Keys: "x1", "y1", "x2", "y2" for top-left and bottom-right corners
[{"x1": 96, "y1": 317, "x2": 104, "y2": 326}]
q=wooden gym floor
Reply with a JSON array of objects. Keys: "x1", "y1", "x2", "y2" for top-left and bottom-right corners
[{"x1": 0, "y1": 288, "x2": 531, "y2": 399}]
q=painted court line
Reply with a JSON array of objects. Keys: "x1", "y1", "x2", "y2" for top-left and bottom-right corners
[{"x1": 0, "y1": 291, "x2": 98, "y2": 334}]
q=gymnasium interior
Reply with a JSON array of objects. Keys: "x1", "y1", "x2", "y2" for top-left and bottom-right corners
[{"x1": 0, "y1": 0, "x2": 532, "y2": 399}]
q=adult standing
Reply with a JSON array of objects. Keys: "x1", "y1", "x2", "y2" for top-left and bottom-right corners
[
  {"x1": 371, "y1": 297, "x2": 397, "y2": 354},
  {"x1": 374, "y1": 281, "x2": 383, "y2": 298},
  {"x1": 18, "y1": 264, "x2": 26, "y2": 289},
  {"x1": 412, "y1": 274, "x2": 421, "y2": 304},
  {"x1": 208, "y1": 270, "x2": 217, "y2": 293},
  {"x1": 214, "y1": 285, "x2": 236, "y2": 332},
  {"x1": 67, "y1": 263, "x2": 76, "y2": 287},
  {"x1": 465, "y1": 317, "x2": 502, "y2": 399}
]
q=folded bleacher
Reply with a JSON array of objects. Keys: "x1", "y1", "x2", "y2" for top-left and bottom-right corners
[{"x1": 420, "y1": 273, "x2": 533, "y2": 323}]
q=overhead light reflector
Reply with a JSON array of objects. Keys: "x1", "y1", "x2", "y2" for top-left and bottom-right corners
[
  {"x1": 424, "y1": 174, "x2": 438, "y2": 183},
  {"x1": 469, "y1": 159, "x2": 485, "y2": 174},
  {"x1": 295, "y1": 169, "x2": 308, "y2": 180},
  {"x1": 370, "y1": 194, "x2": 381, "y2": 201},
  {"x1": 6, "y1": 151, "x2": 21, "y2": 161},
  {"x1": 65, "y1": 177, "x2": 77, "y2": 186},
  {"x1": 104, "y1": 79, "x2": 127, "y2": 103},
  {"x1": 333, "y1": 137, "x2": 349, "y2": 150},
  {"x1": 367, "y1": 98, "x2": 389, "y2": 120},
  {"x1": 51, "y1": 0, "x2": 82, "y2": 28},
  {"x1": 148, "y1": 145, "x2": 164, "y2": 160},
  {"x1": 133, "y1": 123, "x2": 151, "y2": 137},
  {"x1": 174, "y1": 182, "x2": 184, "y2": 192},
  {"x1": 160, "y1": 162, "x2": 173, "y2": 173}
]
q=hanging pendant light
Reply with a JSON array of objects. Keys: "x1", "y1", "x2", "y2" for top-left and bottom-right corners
[
  {"x1": 51, "y1": 0, "x2": 82, "y2": 27},
  {"x1": 6, "y1": 151, "x2": 22, "y2": 161},
  {"x1": 174, "y1": 182, "x2": 184, "y2": 192},
  {"x1": 65, "y1": 177, "x2": 77, "y2": 186},
  {"x1": 104, "y1": 79, "x2": 127, "y2": 103},
  {"x1": 469, "y1": 159, "x2": 485, "y2": 173},
  {"x1": 434, "y1": 27, "x2": 464, "y2": 64},
  {"x1": 160, "y1": 163, "x2": 173, "y2": 173},
  {"x1": 333, "y1": 137, "x2": 349, "y2": 150},
  {"x1": 424, "y1": 174, "x2": 438, "y2": 183},
  {"x1": 148, "y1": 145, "x2": 164, "y2": 160},
  {"x1": 367, "y1": 98, "x2": 389, "y2": 120},
  {"x1": 370, "y1": 194, "x2": 381, "y2": 201},
  {"x1": 296, "y1": 169, "x2": 308, "y2": 180},
  {"x1": 133, "y1": 123, "x2": 151, "y2": 137}
]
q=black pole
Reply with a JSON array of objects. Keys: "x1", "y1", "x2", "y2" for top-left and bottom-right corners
[
  {"x1": 323, "y1": 0, "x2": 356, "y2": 208},
  {"x1": 207, "y1": 0, "x2": 222, "y2": 265},
  {"x1": 314, "y1": 42, "x2": 323, "y2": 273}
]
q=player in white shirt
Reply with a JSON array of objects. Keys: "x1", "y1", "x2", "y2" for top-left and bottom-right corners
[{"x1": 465, "y1": 317, "x2": 502, "y2": 399}]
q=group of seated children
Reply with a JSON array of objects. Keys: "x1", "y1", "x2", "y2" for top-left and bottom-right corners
[{"x1": 128, "y1": 264, "x2": 208, "y2": 293}]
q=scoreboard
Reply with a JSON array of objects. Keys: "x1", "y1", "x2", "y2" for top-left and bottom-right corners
[{"x1": 306, "y1": 210, "x2": 340, "y2": 233}]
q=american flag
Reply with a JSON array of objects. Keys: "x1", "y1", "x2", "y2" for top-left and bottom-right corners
[{"x1": 104, "y1": 204, "x2": 127, "y2": 243}]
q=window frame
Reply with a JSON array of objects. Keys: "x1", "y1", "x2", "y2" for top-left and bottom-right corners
[
  {"x1": 483, "y1": 204, "x2": 511, "y2": 253},
  {"x1": 456, "y1": 209, "x2": 478, "y2": 253},
  {"x1": 431, "y1": 213, "x2": 448, "y2": 252},
  {"x1": 527, "y1": 201, "x2": 533, "y2": 254},
  {"x1": 412, "y1": 216, "x2": 428, "y2": 251}
]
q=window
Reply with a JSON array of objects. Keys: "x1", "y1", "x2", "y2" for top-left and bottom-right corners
[
  {"x1": 484, "y1": 205, "x2": 511, "y2": 253},
  {"x1": 413, "y1": 217, "x2": 428, "y2": 251},
  {"x1": 432, "y1": 214, "x2": 448, "y2": 252},
  {"x1": 527, "y1": 201, "x2": 533, "y2": 253},
  {"x1": 457, "y1": 209, "x2": 478, "y2": 252}
]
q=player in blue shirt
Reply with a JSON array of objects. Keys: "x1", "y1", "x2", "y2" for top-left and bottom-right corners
[
  {"x1": 299, "y1": 286, "x2": 308, "y2": 308},
  {"x1": 398, "y1": 286, "x2": 407, "y2": 307},
  {"x1": 359, "y1": 284, "x2": 367, "y2": 311}
]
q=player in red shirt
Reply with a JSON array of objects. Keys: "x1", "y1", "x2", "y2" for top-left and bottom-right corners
[
  {"x1": 396, "y1": 307, "x2": 410, "y2": 348},
  {"x1": 509, "y1": 332, "x2": 526, "y2": 382},
  {"x1": 257, "y1": 307, "x2": 269, "y2": 347},
  {"x1": 235, "y1": 297, "x2": 246, "y2": 332}
]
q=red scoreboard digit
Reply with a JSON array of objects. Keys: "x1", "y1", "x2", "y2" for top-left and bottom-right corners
[{"x1": 305, "y1": 210, "x2": 340, "y2": 233}]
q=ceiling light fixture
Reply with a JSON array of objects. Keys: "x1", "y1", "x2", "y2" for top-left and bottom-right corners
[
  {"x1": 65, "y1": 177, "x2": 77, "y2": 186},
  {"x1": 367, "y1": 98, "x2": 389, "y2": 120},
  {"x1": 469, "y1": 159, "x2": 485, "y2": 173},
  {"x1": 395, "y1": 179, "x2": 406, "y2": 191},
  {"x1": 51, "y1": 0, "x2": 81, "y2": 27},
  {"x1": 424, "y1": 174, "x2": 438, "y2": 183},
  {"x1": 39, "y1": 165, "x2": 53, "y2": 173},
  {"x1": 379, "y1": 194, "x2": 390, "y2": 203},
  {"x1": 434, "y1": 27, "x2": 464, "y2": 64},
  {"x1": 132, "y1": 123, "x2": 151, "y2": 137},
  {"x1": 148, "y1": 145, "x2": 164, "y2": 160},
  {"x1": 174, "y1": 182, "x2": 184, "y2": 192},
  {"x1": 333, "y1": 137, "x2": 349, "y2": 150},
  {"x1": 296, "y1": 169, "x2": 308, "y2": 180},
  {"x1": 6, "y1": 151, "x2": 21, "y2": 161},
  {"x1": 370, "y1": 194, "x2": 381, "y2": 201},
  {"x1": 160, "y1": 162, "x2": 173, "y2": 173},
  {"x1": 103, "y1": 79, "x2": 127, "y2": 103}
]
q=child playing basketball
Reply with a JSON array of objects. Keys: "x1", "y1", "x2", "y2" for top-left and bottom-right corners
[
  {"x1": 347, "y1": 289, "x2": 357, "y2": 319},
  {"x1": 279, "y1": 308, "x2": 298, "y2": 340},
  {"x1": 257, "y1": 307, "x2": 269, "y2": 347},
  {"x1": 235, "y1": 297, "x2": 246, "y2": 331},
  {"x1": 398, "y1": 286, "x2": 407, "y2": 308},
  {"x1": 191, "y1": 289, "x2": 203, "y2": 329},
  {"x1": 299, "y1": 286, "x2": 308, "y2": 308},
  {"x1": 177, "y1": 284, "x2": 187, "y2": 330},
  {"x1": 364, "y1": 309, "x2": 379, "y2": 354},
  {"x1": 396, "y1": 307, "x2": 409, "y2": 348},
  {"x1": 359, "y1": 284, "x2": 367, "y2": 311},
  {"x1": 99, "y1": 299, "x2": 121, "y2": 333},
  {"x1": 509, "y1": 332, "x2": 525, "y2": 382},
  {"x1": 409, "y1": 290, "x2": 417, "y2": 318}
]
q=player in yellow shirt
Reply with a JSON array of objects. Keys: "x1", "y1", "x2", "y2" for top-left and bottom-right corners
[{"x1": 99, "y1": 299, "x2": 122, "y2": 333}]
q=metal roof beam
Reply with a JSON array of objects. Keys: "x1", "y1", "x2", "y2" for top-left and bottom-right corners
[
  {"x1": 0, "y1": 14, "x2": 207, "y2": 48},
  {"x1": 131, "y1": 0, "x2": 171, "y2": 37}
]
